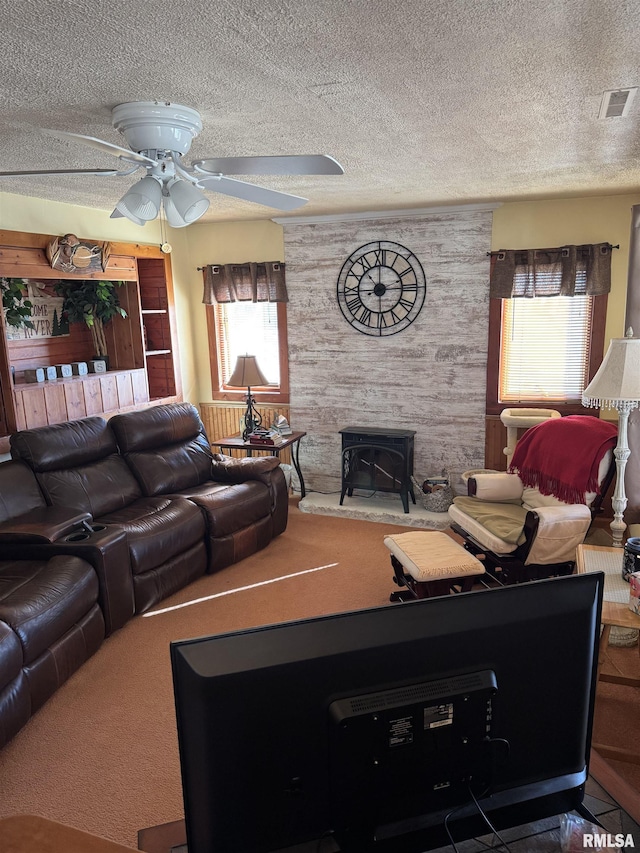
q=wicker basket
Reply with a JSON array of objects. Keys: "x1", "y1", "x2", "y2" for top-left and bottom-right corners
[{"x1": 412, "y1": 476, "x2": 454, "y2": 513}]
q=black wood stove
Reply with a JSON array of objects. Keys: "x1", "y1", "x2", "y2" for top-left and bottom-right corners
[{"x1": 339, "y1": 426, "x2": 416, "y2": 513}]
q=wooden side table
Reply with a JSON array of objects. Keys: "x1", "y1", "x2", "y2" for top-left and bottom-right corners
[
  {"x1": 211, "y1": 431, "x2": 307, "y2": 497},
  {"x1": 576, "y1": 544, "x2": 640, "y2": 765}
]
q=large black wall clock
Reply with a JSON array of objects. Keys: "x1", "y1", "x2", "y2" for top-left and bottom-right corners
[{"x1": 336, "y1": 240, "x2": 426, "y2": 336}]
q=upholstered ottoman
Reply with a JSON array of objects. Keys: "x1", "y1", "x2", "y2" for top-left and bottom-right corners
[{"x1": 385, "y1": 530, "x2": 485, "y2": 601}]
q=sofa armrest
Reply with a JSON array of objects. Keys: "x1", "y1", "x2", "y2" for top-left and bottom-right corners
[
  {"x1": 0, "y1": 506, "x2": 92, "y2": 543},
  {"x1": 0, "y1": 525, "x2": 135, "y2": 635},
  {"x1": 211, "y1": 453, "x2": 281, "y2": 487},
  {"x1": 468, "y1": 473, "x2": 524, "y2": 502},
  {"x1": 523, "y1": 504, "x2": 591, "y2": 566}
]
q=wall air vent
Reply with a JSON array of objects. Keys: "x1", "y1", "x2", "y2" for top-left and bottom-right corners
[{"x1": 598, "y1": 87, "x2": 637, "y2": 119}]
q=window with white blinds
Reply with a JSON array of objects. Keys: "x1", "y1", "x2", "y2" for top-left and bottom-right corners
[
  {"x1": 499, "y1": 295, "x2": 593, "y2": 402},
  {"x1": 216, "y1": 301, "x2": 281, "y2": 387}
]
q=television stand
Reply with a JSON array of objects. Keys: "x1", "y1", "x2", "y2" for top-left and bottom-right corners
[{"x1": 138, "y1": 820, "x2": 340, "y2": 852}]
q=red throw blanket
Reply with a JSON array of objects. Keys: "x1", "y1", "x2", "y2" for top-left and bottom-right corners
[{"x1": 508, "y1": 415, "x2": 617, "y2": 504}]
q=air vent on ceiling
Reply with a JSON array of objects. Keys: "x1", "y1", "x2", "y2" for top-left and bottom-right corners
[{"x1": 598, "y1": 87, "x2": 637, "y2": 119}]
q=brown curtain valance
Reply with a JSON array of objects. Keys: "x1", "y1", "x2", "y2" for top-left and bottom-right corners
[
  {"x1": 489, "y1": 243, "x2": 612, "y2": 299},
  {"x1": 202, "y1": 262, "x2": 287, "y2": 304}
]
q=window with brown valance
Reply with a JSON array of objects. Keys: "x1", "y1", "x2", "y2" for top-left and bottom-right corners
[
  {"x1": 489, "y1": 243, "x2": 612, "y2": 299},
  {"x1": 202, "y1": 262, "x2": 288, "y2": 304}
]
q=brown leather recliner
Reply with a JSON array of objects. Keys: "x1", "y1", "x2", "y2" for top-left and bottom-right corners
[
  {"x1": 0, "y1": 552, "x2": 104, "y2": 749},
  {"x1": 10, "y1": 416, "x2": 208, "y2": 614},
  {"x1": 0, "y1": 459, "x2": 133, "y2": 635},
  {"x1": 109, "y1": 402, "x2": 289, "y2": 573}
]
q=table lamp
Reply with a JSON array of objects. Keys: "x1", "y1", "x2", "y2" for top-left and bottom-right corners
[
  {"x1": 227, "y1": 355, "x2": 268, "y2": 440},
  {"x1": 582, "y1": 328, "x2": 640, "y2": 547}
]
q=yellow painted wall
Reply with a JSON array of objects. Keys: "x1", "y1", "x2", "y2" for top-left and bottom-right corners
[
  {"x1": 491, "y1": 193, "x2": 640, "y2": 351},
  {"x1": 0, "y1": 189, "x2": 162, "y2": 244},
  {"x1": 182, "y1": 219, "x2": 284, "y2": 403},
  {"x1": 3, "y1": 190, "x2": 639, "y2": 410}
]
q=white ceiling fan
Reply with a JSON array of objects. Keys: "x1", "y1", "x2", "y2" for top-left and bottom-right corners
[{"x1": 0, "y1": 101, "x2": 344, "y2": 227}]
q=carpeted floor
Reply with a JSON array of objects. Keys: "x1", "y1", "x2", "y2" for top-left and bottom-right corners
[
  {"x1": 0, "y1": 502, "x2": 411, "y2": 847},
  {"x1": 0, "y1": 499, "x2": 637, "y2": 850}
]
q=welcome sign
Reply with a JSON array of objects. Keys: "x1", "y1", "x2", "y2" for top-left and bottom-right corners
[{"x1": 5, "y1": 295, "x2": 69, "y2": 341}]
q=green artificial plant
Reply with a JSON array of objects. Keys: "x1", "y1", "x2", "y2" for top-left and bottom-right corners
[
  {"x1": 1, "y1": 278, "x2": 35, "y2": 330},
  {"x1": 55, "y1": 279, "x2": 127, "y2": 358}
]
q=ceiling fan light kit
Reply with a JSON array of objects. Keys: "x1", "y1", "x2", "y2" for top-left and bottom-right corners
[
  {"x1": 0, "y1": 100, "x2": 344, "y2": 227},
  {"x1": 115, "y1": 174, "x2": 162, "y2": 222},
  {"x1": 166, "y1": 177, "x2": 210, "y2": 223}
]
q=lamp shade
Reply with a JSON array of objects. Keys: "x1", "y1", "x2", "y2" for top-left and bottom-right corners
[
  {"x1": 227, "y1": 355, "x2": 268, "y2": 388},
  {"x1": 115, "y1": 175, "x2": 162, "y2": 222},
  {"x1": 582, "y1": 331, "x2": 640, "y2": 410}
]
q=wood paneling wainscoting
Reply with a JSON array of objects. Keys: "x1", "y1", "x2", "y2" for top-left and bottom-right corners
[
  {"x1": 199, "y1": 402, "x2": 292, "y2": 464},
  {"x1": 484, "y1": 415, "x2": 509, "y2": 471}
]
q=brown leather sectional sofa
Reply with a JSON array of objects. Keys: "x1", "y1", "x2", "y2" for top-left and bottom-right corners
[{"x1": 0, "y1": 402, "x2": 288, "y2": 748}]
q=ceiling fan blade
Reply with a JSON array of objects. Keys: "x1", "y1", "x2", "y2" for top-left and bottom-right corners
[
  {"x1": 196, "y1": 175, "x2": 308, "y2": 211},
  {"x1": 42, "y1": 129, "x2": 156, "y2": 166},
  {"x1": 193, "y1": 154, "x2": 344, "y2": 176},
  {"x1": 0, "y1": 167, "x2": 121, "y2": 177}
]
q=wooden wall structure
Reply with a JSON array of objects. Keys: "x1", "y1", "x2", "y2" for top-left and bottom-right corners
[{"x1": 0, "y1": 230, "x2": 181, "y2": 451}]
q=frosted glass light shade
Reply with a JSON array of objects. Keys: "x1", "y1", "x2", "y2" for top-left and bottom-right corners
[
  {"x1": 115, "y1": 175, "x2": 162, "y2": 222},
  {"x1": 167, "y1": 178, "x2": 210, "y2": 223},
  {"x1": 163, "y1": 193, "x2": 190, "y2": 228},
  {"x1": 110, "y1": 207, "x2": 145, "y2": 226}
]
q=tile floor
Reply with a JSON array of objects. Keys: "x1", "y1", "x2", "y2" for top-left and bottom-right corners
[{"x1": 425, "y1": 776, "x2": 639, "y2": 851}]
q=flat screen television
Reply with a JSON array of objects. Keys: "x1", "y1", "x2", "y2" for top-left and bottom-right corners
[{"x1": 170, "y1": 572, "x2": 604, "y2": 853}]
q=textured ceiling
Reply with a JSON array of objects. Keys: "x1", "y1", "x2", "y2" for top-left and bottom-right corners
[{"x1": 0, "y1": 0, "x2": 639, "y2": 223}]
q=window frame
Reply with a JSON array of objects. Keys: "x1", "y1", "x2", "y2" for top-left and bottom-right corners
[
  {"x1": 485, "y1": 293, "x2": 608, "y2": 416},
  {"x1": 206, "y1": 301, "x2": 290, "y2": 404}
]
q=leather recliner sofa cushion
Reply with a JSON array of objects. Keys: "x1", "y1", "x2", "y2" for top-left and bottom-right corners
[
  {"x1": 0, "y1": 620, "x2": 29, "y2": 748},
  {"x1": 98, "y1": 495, "x2": 206, "y2": 575},
  {"x1": 10, "y1": 416, "x2": 208, "y2": 612},
  {"x1": 110, "y1": 403, "x2": 287, "y2": 573},
  {"x1": 0, "y1": 554, "x2": 104, "y2": 720},
  {"x1": 110, "y1": 401, "x2": 218, "y2": 496}
]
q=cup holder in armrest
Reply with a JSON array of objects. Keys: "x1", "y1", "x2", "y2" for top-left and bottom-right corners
[
  {"x1": 63, "y1": 523, "x2": 108, "y2": 542},
  {"x1": 64, "y1": 531, "x2": 91, "y2": 542}
]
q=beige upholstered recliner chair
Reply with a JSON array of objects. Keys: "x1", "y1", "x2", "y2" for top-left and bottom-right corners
[{"x1": 448, "y1": 415, "x2": 617, "y2": 584}]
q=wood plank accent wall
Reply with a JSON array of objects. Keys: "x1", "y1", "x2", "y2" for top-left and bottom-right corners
[
  {"x1": 282, "y1": 210, "x2": 493, "y2": 494},
  {"x1": 199, "y1": 402, "x2": 292, "y2": 464}
]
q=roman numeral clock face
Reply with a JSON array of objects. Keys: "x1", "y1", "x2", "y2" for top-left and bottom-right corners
[{"x1": 336, "y1": 241, "x2": 426, "y2": 336}]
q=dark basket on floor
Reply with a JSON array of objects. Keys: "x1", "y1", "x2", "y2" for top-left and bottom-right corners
[{"x1": 411, "y1": 476, "x2": 454, "y2": 513}]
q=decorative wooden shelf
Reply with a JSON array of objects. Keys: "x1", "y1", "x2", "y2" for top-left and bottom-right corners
[{"x1": 13, "y1": 368, "x2": 139, "y2": 390}]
